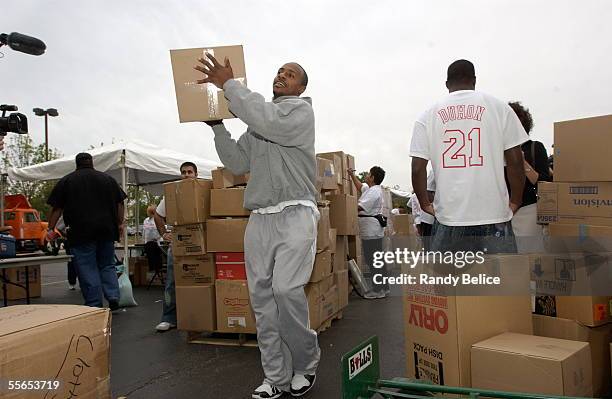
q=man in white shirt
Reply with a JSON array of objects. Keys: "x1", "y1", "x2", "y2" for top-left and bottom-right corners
[
  {"x1": 349, "y1": 166, "x2": 388, "y2": 298},
  {"x1": 410, "y1": 59, "x2": 527, "y2": 253},
  {"x1": 153, "y1": 161, "x2": 197, "y2": 332}
]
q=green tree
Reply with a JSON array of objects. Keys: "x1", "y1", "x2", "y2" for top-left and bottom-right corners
[
  {"x1": 126, "y1": 186, "x2": 162, "y2": 229},
  {"x1": 1, "y1": 135, "x2": 62, "y2": 220}
]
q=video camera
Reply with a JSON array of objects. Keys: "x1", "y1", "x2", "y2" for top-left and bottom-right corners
[{"x1": 0, "y1": 105, "x2": 28, "y2": 136}]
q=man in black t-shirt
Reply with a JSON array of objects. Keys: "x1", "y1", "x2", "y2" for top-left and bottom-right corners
[{"x1": 46, "y1": 153, "x2": 127, "y2": 308}]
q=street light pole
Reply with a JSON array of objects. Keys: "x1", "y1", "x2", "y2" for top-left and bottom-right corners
[
  {"x1": 44, "y1": 113, "x2": 48, "y2": 161},
  {"x1": 33, "y1": 107, "x2": 58, "y2": 161}
]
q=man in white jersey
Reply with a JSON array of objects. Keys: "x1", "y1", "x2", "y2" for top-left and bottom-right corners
[{"x1": 410, "y1": 59, "x2": 527, "y2": 253}]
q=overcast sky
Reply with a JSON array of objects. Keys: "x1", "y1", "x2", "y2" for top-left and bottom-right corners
[{"x1": 2, "y1": 0, "x2": 611, "y2": 190}]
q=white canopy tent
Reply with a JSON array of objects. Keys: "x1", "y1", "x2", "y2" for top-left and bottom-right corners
[{"x1": 5, "y1": 139, "x2": 220, "y2": 267}]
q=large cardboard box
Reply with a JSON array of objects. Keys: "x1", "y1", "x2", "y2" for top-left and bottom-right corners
[
  {"x1": 403, "y1": 256, "x2": 533, "y2": 388},
  {"x1": 0, "y1": 266, "x2": 41, "y2": 300},
  {"x1": 215, "y1": 252, "x2": 246, "y2": 280},
  {"x1": 533, "y1": 314, "x2": 612, "y2": 397},
  {"x1": 328, "y1": 194, "x2": 358, "y2": 235},
  {"x1": 206, "y1": 218, "x2": 248, "y2": 252},
  {"x1": 176, "y1": 285, "x2": 216, "y2": 332},
  {"x1": 163, "y1": 179, "x2": 212, "y2": 225},
  {"x1": 547, "y1": 223, "x2": 612, "y2": 253},
  {"x1": 215, "y1": 279, "x2": 256, "y2": 334},
  {"x1": 553, "y1": 114, "x2": 612, "y2": 182},
  {"x1": 310, "y1": 250, "x2": 332, "y2": 283},
  {"x1": 173, "y1": 223, "x2": 207, "y2": 257},
  {"x1": 556, "y1": 296, "x2": 612, "y2": 327},
  {"x1": 471, "y1": 332, "x2": 592, "y2": 397},
  {"x1": 334, "y1": 235, "x2": 349, "y2": 271},
  {"x1": 0, "y1": 305, "x2": 111, "y2": 399},
  {"x1": 393, "y1": 214, "x2": 415, "y2": 236},
  {"x1": 175, "y1": 254, "x2": 215, "y2": 286},
  {"x1": 317, "y1": 207, "x2": 331, "y2": 251},
  {"x1": 529, "y1": 253, "x2": 612, "y2": 297},
  {"x1": 212, "y1": 167, "x2": 248, "y2": 189},
  {"x1": 318, "y1": 151, "x2": 355, "y2": 194},
  {"x1": 537, "y1": 181, "x2": 612, "y2": 226},
  {"x1": 317, "y1": 157, "x2": 338, "y2": 192},
  {"x1": 210, "y1": 187, "x2": 250, "y2": 217},
  {"x1": 320, "y1": 285, "x2": 339, "y2": 323},
  {"x1": 334, "y1": 269, "x2": 349, "y2": 309},
  {"x1": 170, "y1": 45, "x2": 247, "y2": 122}
]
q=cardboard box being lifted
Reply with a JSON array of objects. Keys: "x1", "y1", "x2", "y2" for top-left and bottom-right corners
[
  {"x1": 553, "y1": 114, "x2": 612, "y2": 182},
  {"x1": 471, "y1": 332, "x2": 592, "y2": 397},
  {"x1": 210, "y1": 187, "x2": 250, "y2": 217},
  {"x1": 170, "y1": 45, "x2": 247, "y2": 122},
  {"x1": 537, "y1": 181, "x2": 612, "y2": 226},
  {"x1": 212, "y1": 167, "x2": 249, "y2": 189},
  {"x1": 163, "y1": 179, "x2": 212, "y2": 225},
  {"x1": 206, "y1": 218, "x2": 248, "y2": 252},
  {"x1": 0, "y1": 305, "x2": 111, "y2": 399},
  {"x1": 176, "y1": 285, "x2": 216, "y2": 332},
  {"x1": 533, "y1": 314, "x2": 612, "y2": 397}
]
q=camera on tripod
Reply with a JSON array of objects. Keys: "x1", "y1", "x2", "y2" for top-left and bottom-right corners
[{"x1": 0, "y1": 104, "x2": 28, "y2": 136}]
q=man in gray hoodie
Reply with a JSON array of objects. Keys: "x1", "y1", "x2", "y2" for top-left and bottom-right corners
[{"x1": 196, "y1": 55, "x2": 319, "y2": 399}]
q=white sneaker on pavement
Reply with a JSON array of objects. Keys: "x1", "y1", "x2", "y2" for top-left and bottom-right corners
[
  {"x1": 155, "y1": 321, "x2": 176, "y2": 332},
  {"x1": 290, "y1": 374, "x2": 316, "y2": 397},
  {"x1": 252, "y1": 382, "x2": 284, "y2": 399}
]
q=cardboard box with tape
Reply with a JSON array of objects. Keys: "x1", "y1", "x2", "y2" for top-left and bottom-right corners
[
  {"x1": 212, "y1": 167, "x2": 249, "y2": 189},
  {"x1": 173, "y1": 223, "x2": 207, "y2": 257},
  {"x1": 175, "y1": 253, "x2": 215, "y2": 286},
  {"x1": 170, "y1": 45, "x2": 247, "y2": 123},
  {"x1": 206, "y1": 218, "x2": 248, "y2": 252},
  {"x1": 328, "y1": 194, "x2": 358, "y2": 235},
  {"x1": 210, "y1": 187, "x2": 250, "y2": 217},
  {"x1": 537, "y1": 181, "x2": 612, "y2": 226},
  {"x1": 215, "y1": 279, "x2": 256, "y2": 334},
  {"x1": 163, "y1": 179, "x2": 212, "y2": 225},
  {"x1": 215, "y1": 252, "x2": 247, "y2": 280},
  {"x1": 176, "y1": 285, "x2": 216, "y2": 332}
]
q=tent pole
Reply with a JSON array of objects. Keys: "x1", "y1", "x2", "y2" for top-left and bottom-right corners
[
  {"x1": 135, "y1": 186, "x2": 140, "y2": 237},
  {"x1": 121, "y1": 151, "x2": 128, "y2": 269}
]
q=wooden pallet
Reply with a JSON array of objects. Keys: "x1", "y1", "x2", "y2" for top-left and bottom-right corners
[
  {"x1": 186, "y1": 331, "x2": 258, "y2": 347},
  {"x1": 316, "y1": 310, "x2": 343, "y2": 334}
]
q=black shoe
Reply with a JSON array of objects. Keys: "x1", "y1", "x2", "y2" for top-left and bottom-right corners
[
  {"x1": 290, "y1": 374, "x2": 315, "y2": 397},
  {"x1": 252, "y1": 383, "x2": 284, "y2": 399},
  {"x1": 108, "y1": 300, "x2": 119, "y2": 311}
]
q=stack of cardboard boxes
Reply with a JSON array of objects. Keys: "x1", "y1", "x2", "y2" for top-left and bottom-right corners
[{"x1": 532, "y1": 114, "x2": 612, "y2": 396}]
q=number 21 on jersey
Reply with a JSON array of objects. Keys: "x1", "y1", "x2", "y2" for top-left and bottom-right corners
[{"x1": 442, "y1": 128, "x2": 483, "y2": 168}]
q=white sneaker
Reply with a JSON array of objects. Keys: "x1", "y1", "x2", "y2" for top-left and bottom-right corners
[
  {"x1": 291, "y1": 374, "x2": 316, "y2": 397},
  {"x1": 252, "y1": 383, "x2": 283, "y2": 399},
  {"x1": 155, "y1": 321, "x2": 176, "y2": 332},
  {"x1": 68, "y1": 284, "x2": 76, "y2": 291}
]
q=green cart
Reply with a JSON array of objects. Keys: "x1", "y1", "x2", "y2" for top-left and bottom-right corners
[{"x1": 341, "y1": 336, "x2": 594, "y2": 399}]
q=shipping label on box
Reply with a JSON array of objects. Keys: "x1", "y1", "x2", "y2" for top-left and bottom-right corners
[
  {"x1": 215, "y1": 279, "x2": 256, "y2": 334},
  {"x1": 170, "y1": 45, "x2": 247, "y2": 122},
  {"x1": 173, "y1": 223, "x2": 207, "y2": 257},
  {"x1": 310, "y1": 250, "x2": 332, "y2": 282},
  {"x1": 176, "y1": 285, "x2": 216, "y2": 332},
  {"x1": 163, "y1": 179, "x2": 212, "y2": 225},
  {"x1": 329, "y1": 194, "x2": 358, "y2": 235},
  {"x1": 175, "y1": 254, "x2": 215, "y2": 286},
  {"x1": 0, "y1": 305, "x2": 111, "y2": 399},
  {"x1": 537, "y1": 181, "x2": 612, "y2": 226},
  {"x1": 206, "y1": 218, "x2": 248, "y2": 252},
  {"x1": 212, "y1": 167, "x2": 249, "y2": 189}
]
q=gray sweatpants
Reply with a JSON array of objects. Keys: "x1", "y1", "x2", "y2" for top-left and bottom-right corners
[{"x1": 244, "y1": 205, "x2": 321, "y2": 390}]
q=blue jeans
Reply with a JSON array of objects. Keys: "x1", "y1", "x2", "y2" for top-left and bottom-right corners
[
  {"x1": 161, "y1": 247, "x2": 176, "y2": 324},
  {"x1": 70, "y1": 240, "x2": 120, "y2": 307},
  {"x1": 430, "y1": 220, "x2": 517, "y2": 254}
]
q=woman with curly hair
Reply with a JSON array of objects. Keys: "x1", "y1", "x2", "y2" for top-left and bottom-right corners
[{"x1": 506, "y1": 101, "x2": 552, "y2": 245}]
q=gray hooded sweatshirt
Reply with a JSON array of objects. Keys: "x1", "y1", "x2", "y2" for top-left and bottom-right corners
[{"x1": 212, "y1": 79, "x2": 316, "y2": 211}]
